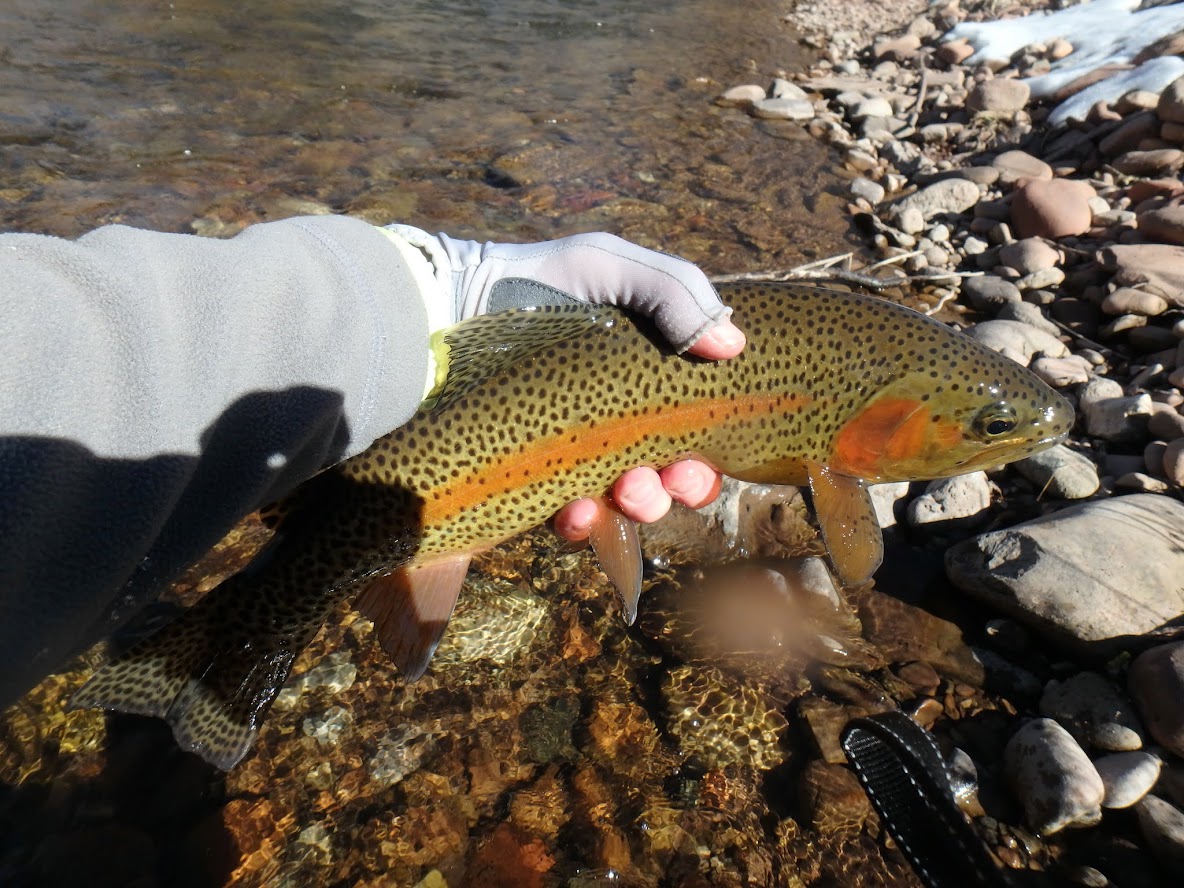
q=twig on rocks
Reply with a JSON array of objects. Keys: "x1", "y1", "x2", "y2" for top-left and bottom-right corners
[
  {"x1": 710, "y1": 251, "x2": 986, "y2": 292},
  {"x1": 908, "y1": 64, "x2": 929, "y2": 130}
]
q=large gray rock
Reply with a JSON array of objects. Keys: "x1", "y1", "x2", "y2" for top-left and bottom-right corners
[{"x1": 946, "y1": 495, "x2": 1184, "y2": 653}]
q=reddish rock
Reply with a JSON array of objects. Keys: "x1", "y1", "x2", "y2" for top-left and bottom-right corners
[
  {"x1": 967, "y1": 78, "x2": 1031, "y2": 115},
  {"x1": 1011, "y1": 177, "x2": 1095, "y2": 239}
]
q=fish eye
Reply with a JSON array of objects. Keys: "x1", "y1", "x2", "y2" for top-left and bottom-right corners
[{"x1": 972, "y1": 402, "x2": 1018, "y2": 439}]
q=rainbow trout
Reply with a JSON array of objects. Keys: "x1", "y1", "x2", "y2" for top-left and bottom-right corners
[{"x1": 72, "y1": 283, "x2": 1073, "y2": 768}]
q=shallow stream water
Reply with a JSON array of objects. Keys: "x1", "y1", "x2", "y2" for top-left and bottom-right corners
[{"x1": 1, "y1": 0, "x2": 852, "y2": 269}]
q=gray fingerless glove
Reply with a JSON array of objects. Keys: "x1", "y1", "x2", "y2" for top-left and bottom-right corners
[{"x1": 385, "y1": 226, "x2": 729, "y2": 353}]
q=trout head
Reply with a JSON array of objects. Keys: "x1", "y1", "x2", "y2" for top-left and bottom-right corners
[{"x1": 829, "y1": 343, "x2": 1074, "y2": 483}]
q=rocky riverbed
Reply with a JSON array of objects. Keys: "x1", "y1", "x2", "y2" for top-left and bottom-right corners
[{"x1": 5, "y1": 1, "x2": 1184, "y2": 887}]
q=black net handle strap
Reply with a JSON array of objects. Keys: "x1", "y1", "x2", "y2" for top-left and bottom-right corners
[{"x1": 841, "y1": 711, "x2": 1012, "y2": 888}]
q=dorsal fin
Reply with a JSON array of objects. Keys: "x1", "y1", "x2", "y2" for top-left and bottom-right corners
[
  {"x1": 355, "y1": 556, "x2": 472, "y2": 680},
  {"x1": 806, "y1": 461, "x2": 884, "y2": 586},
  {"x1": 426, "y1": 305, "x2": 617, "y2": 410},
  {"x1": 586, "y1": 499, "x2": 644, "y2": 625}
]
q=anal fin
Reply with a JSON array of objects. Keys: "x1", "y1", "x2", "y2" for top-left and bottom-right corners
[
  {"x1": 806, "y1": 462, "x2": 884, "y2": 586},
  {"x1": 356, "y1": 555, "x2": 471, "y2": 681},
  {"x1": 587, "y1": 500, "x2": 643, "y2": 625}
]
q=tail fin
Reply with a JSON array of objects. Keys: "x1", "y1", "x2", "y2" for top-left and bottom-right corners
[{"x1": 69, "y1": 593, "x2": 298, "y2": 770}]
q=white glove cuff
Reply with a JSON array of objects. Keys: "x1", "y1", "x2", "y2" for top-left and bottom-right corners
[{"x1": 378, "y1": 225, "x2": 454, "y2": 399}]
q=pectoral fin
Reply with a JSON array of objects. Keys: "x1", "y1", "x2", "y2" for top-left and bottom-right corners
[
  {"x1": 356, "y1": 555, "x2": 471, "y2": 681},
  {"x1": 806, "y1": 462, "x2": 883, "y2": 586},
  {"x1": 587, "y1": 500, "x2": 643, "y2": 625}
]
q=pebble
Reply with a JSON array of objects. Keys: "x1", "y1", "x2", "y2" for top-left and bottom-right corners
[
  {"x1": 889, "y1": 178, "x2": 981, "y2": 223},
  {"x1": 1030, "y1": 355, "x2": 1092, "y2": 387},
  {"x1": 992, "y1": 150, "x2": 1052, "y2": 185},
  {"x1": 1115, "y1": 471, "x2": 1171, "y2": 493},
  {"x1": 946, "y1": 495, "x2": 1184, "y2": 653},
  {"x1": 1015, "y1": 265, "x2": 1065, "y2": 292},
  {"x1": 1129, "y1": 642, "x2": 1184, "y2": 759},
  {"x1": 1079, "y1": 376, "x2": 1152, "y2": 442},
  {"x1": 1012, "y1": 444, "x2": 1100, "y2": 499},
  {"x1": 1135, "y1": 795, "x2": 1184, "y2": 876},
  {"x1": 769, "y1": 78, "x2": 808, "y2": 101},
  {"x1": 1040, "y1": 673, "x2": 1145, "y2": 752},
  {"x1": 937, "y1": 38, "x2": 974, "y2": 66},
  {"x1": 1098, "y1": 111, "x2": 1160, "y2": 158},
  {"x1": 998, "y1": 238, "x2": 1060, "y2": 275},
  {"x1": 1112, "y1": 148, "x2": 1184, "y2": 176},
  {"x1": 996, "y1": 301, "x2": 1060, "y2": 336},
  {"x1": 1004, "y1": 718, "x2": 1104, "y2": 835},
  {"x1": 873, "y1": 33, "x2": 921, "y2": 63},
  {"x1": 961, "y1": 274, "x2": 1022, "y2": 310},
  {"x1": 752, "y1": 97, "x2": 815, "y2": 120},
  {"x1": 850, "y1": 176, "x2": 885, "y2": 204},
  {"x1": 906, "y1": 472, "x2": 994, "y2": 527},
  {"x1": 1150, "y1": 407, "x2": 1184, "y2": 441},
  {"x1": 716, "y1": 84, "x2": 766, "y2": 107},
  {"x1": 964, "y1": 319, "x2": 1068, "y2": 365},
  {"x1": 1137, "y1": 204, "x2": 1184, "y2": 247},
  {"x1": 1101, "y1": 287, "x2": 1169, "y2": 317},
  {"x1": 1095, "y1": 752, "x2": 1162, "y2": 809},
  {"x1": 850, "y1": 96, "x2": 893, "y2": 120},
  {"x1": 1011, "y1": 177, "x2": 1096, "y2": 239},
  {"x1": 1157, "y1": 74, "x2": 1184, "y2": 124},
  {"x1": 1163, "y1": 438, "x2": 1184, "y2": 485},
  {"x1": 967, "y1": 78, "x2": 1031, "y2": 115},
  {"x1": 1098, "y1": 244, "x2": 1184, "y2": 307}
]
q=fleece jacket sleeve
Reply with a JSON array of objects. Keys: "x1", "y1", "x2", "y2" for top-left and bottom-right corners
[{"x1": 0, "y1": 215, "x2": 431, "y2": 704}]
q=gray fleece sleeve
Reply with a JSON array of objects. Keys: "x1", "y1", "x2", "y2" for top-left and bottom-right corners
[{"x1": 0, "y1": 215, "x2": 430, "y2": 704}]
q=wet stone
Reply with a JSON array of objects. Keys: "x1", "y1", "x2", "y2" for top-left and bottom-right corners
[{"x1": 662, "y1": 664, "x2": 789, "y2": 770}]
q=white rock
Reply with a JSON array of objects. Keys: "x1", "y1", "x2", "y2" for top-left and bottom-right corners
[
  {"x1": 716, "y1": 84, "x2": 767, "y2": 107},
  {"x1": 851, "y1": 96, "x2": 894, "y2": 120},
  {"x1": 850, "y1": 176, "x2": 885, "y2": 204},
  {"x1": 907, "y1": 472, "x2": 994, "y2": 527},
  {"x1": 1004, "y1": 718, "x2": 1104, "y2": 835},
  {"x1": 870, "y1": 481, "x2": 911, "y2": 529},
  {"x1": 1096, "y1": 752, "x2": 1162, "y2": 809},
  {"x1": 752, "y1": 97, "x2": 815, "y2": 120}
]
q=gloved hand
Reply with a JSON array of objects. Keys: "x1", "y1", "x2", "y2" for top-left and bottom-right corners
[{"x1": 383, "y1": 226, "x2": 747, "y2": 537}]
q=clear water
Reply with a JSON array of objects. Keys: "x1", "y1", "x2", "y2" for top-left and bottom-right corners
[{"x1": 0, "y1": 0, "x2": 851, "y2": 270}]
